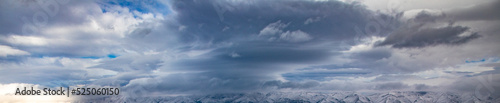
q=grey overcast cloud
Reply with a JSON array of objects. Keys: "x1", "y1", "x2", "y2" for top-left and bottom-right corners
[{"x1": 0, "y1": 0, "x2": 500, "y2": 102}]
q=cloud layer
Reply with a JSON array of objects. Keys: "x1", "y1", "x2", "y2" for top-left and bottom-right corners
[{"x1": 0, "y1": 0, "x2": 499, "y2": 101}]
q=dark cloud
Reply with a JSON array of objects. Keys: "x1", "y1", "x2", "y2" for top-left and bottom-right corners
[
  {"x1": 447, "y1": 0, "x2": 500, "y2": 21},
  {"x1": 215, "y1": 45, "x2": 334, "y2": 64},
  {"x1": 412, "y1": 10, "x2": 445, "y2": 23},
  {"x1": 94, "y1": 0, "x2": 396, "y2": 94},
  {"x1": 169, "y1": 0, "x2": 389, "y2": 44},
  {"x1": 375, "y1": 0, "x2": 500, "y2": 49},
  {"x1": 0, "y1": 0, "x2": 400, "y2": 94},
  {"x1": 91, "y1": 54, "x2": 164, "y2": 72},
  {"x1": 0, "y1": 0, "x2": 97, "y2": 35},
  {"x1": 350, "y1": 47, "x2": 392, "y2": 61},
  {"x1": 309, "y1": 47, "x2": 434, "y2": 73},
  {"x1": 377, "y1": 24, "x2": 480, "y2": 48}
]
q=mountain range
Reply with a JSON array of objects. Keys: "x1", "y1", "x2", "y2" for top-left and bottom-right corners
[{"x1": 77, "y1": 91, "x2": 500, "y2": 103}]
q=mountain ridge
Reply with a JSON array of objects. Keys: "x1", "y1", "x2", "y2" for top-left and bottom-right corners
[{"x1": 76, "y1": 91, "x2": 500, "y2": 103}]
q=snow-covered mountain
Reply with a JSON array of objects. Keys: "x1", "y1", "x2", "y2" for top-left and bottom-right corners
[{"x1": 77, "y1": 91, "x2": 500, "y2": 103}]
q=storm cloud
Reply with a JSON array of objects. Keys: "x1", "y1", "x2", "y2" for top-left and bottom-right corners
[
  {"x1": 0, "y1": 0, "x2": 499, "y2": 102},
  {"x1": 376, "y1": 10, "x2": 481, "y2": 48}
]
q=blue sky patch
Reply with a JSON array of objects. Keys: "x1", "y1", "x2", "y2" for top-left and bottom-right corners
[
  {"x1": 107, "y1": 54, "x2": 118, "y2": 58},
  {"x1": 100, "y1": 0, "x2": 170, "y2": 14},
  {"x1": 465, "y1": 59, "x2": 486, "y2": 63},
  {"x1": 79, "y1": 54, "x2": 119, "y2": 59}
]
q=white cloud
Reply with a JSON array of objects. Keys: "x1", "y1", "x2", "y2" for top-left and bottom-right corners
[
  {"x1": 259, "y1": 21, "x2": 312, "y2": 42},
  {"x1": 4, "y1": 35, "x2": 50, "y2": 46},
  {"x1": 343, "y1": 36, "x2": 385, "y2": 53},
  {"x1": 258, "y1": 20, "x2": 288, "y2": 36},
  {"x1": 361, "y1": 0, "x2": 494, "y2": 12},
  {"x1": 304, "y1": 17, "x2": 321, "y2": 25},
  {"x1": 0, "y1": 45, "x2": 30, "y2": 57},
  {"x1": 229, "y1": 52, "x2": 241, "y2": 58},
  {"x1": 279, "y1": 30, "x2": 313, "y2": 42}
]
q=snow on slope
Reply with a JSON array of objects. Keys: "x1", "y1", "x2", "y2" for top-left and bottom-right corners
[{"x1": 76, "y1": 91, "x2": 500, "y2": 103}]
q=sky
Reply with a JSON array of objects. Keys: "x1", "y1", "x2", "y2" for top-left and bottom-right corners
[{"x1": 0, "y1": 0, "x2": 499, "y2": 102}]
